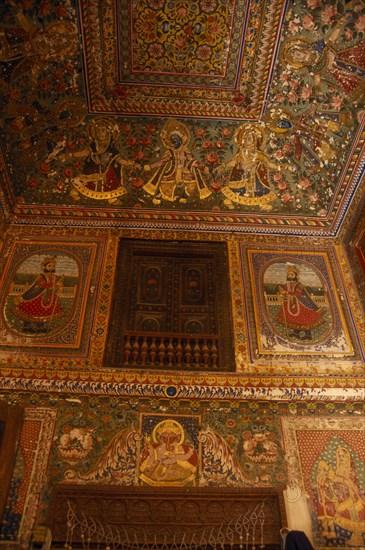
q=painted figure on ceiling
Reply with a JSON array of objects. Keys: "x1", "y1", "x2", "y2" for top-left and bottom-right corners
[
  {"x1": 281, "y1": 15, "x2": 365, "y2": 102},
  {"x1": 67, "y1": 118, "x2": 139, "y2": 203},
  {"x1": 216, "y1": 124, "x2": 290, "y2": 211},
  {"x1": 276, "y1": 264, "x2": 325, "y2": 341},
  {"x1": 265, "y1": 106, "x2": 351, "y2": 169},
  {"x1": 316, "y1": 446, "x2": 365, "y2": 547},
  {"x1": 0, "y1": 1, "x2": 77, "y2": 93},
  {"x1": 143, "y1": 119, "x2": 212, "y2": 204},
  {"x1": 139, "y1": 419, "x2": 198, "y2": 487},
  {"x1": 12, "y1": 256, "x2": 64, "y2": 334}
]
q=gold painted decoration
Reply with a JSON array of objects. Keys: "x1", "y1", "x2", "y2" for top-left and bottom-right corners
[
  {"x1": 138, "y1": 414, "x2": 200, "y2": 487},
  {"x1": 143, "y1": 119, "x2": 211, "y2": 204},
  {"x1": 246, "y1": 248, "x2": 355, "y2": 359},
  {"x1": 0, "y1": 239, "x2": 99, "y2": 349},
  {"x1": 69, "y1": 118, "x2": 138, "y2": 202}
]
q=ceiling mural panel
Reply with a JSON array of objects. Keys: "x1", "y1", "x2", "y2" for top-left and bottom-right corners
[
  {"x1": 0, "y1": 0, "x2": 364, "y2": 234},
  {"x1": 84, "y1": 0, "x2": 283, "y2": 117}
]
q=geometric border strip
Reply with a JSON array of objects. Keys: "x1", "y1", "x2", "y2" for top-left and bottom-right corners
[{"x1": 0, "y1": 370, "x2": 364, "y2": 400}]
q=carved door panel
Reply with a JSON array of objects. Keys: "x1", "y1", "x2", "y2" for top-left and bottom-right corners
[{"x1": 128, "y1": 255, "x2": 215, "y2": 335}]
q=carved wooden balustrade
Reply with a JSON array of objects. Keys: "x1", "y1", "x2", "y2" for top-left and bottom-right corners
[
  {"x1": 47, "y1": 486, "x2": 287, "y2": 549},
  {"x1": 121, "y1": 332, "x2": 219, "y2": 370}
]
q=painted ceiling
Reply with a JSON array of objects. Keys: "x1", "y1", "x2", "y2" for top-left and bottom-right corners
[{"x1": 0, "y1": 0, "x2": 364, "y2": 235}]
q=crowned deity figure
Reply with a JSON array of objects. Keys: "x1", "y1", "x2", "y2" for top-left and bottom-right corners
[
  {"x1": 143, "y1": 119, "x2": 211, "y2": 204},
  {"x1": 281, "y1": 17, "x2": 365, "y2": 102},
  {"x1": 139, "y1": 419, "x2": 198, "y2": 487},
  {"x1": 217, "y1": 124, "x2": 290, "y2": 210},
  {"x1": 68, "y1": 118, "x2": 138, "y2": 202}
]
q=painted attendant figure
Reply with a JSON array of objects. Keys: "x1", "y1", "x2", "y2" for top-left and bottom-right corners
[
  {"x1": 13, "y1": 256, "x2": 64, "y2": 334},
  {"x1": 69, "y1": 118, "x2": 139, "y2": 202},
  {"x1": 276, "y1": 264, "x2": 325, "y2": 341}
]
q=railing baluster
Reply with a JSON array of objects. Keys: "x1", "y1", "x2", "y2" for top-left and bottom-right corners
[
  {"x1": 194, "y1": 341, "x2": 201, "y2": 367},
  {"x1": 158, "y1": 340, "x2": 166, "y2": 366},
  {"x1": 123, "y1": 333, "x2": 219, "y2": 370},
  {"x1": 167, "y1": 338, "x2": 174, "y2": 367},
  {"x1": 124, "y1": 336, "x2": 131, "y2": 364},
  {"x1": 149, "y1": 337, "x2": 157, "y2": 367},
  {"x1": 176, "y1": 338, "x2": 183, "y2": 368},
  {"x1": 141, "y1": 336, "x2": 148, "y2": 366}
]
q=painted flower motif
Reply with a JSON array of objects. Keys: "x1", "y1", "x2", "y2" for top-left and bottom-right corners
[
  {"x1": 57, "y1": 5, "x2": 68, "y2": 17},
  {"x1": 202, "y1": 140, "x2": 213, "y2": 149},
  {"x1": 175, "y1": 34, "x2": 188, "y2": 49},
  {"x1": 148, "y1": 43, "x2": 164, "y2": 59},
  {"x1": 200, "y1": 0, "x2": 218, "y2": 13},
  {"x1": 27, "y1": 178, "x2": 38, "y2": 189},
  {"x1": 344, "y1": 27, "x2": 353, "y2": 40},
  {"x1": 280, "y1": 71, "x2": 292, "y2": 84},
  {"x1": 134, "y1": 150, "x2": 145, "y2": 161},
  {"x1": 39, "y1": 161, "x2": 51, "y2": 174},
  {"x1": 273, "y1": 172, "x2": 282, "y2": 182},
  {"x1": 63, "y1": 167, "x2": 73, "y2": 178},
  {"x1": 309, "y1": 192, "x2": 319, "y2": 203},
  {"x1": 281, "y1": 192, "x2": 293, "y2": 204},
  {"x1": 176, "y1": 6, "x2": 188, "y2": 18},
  {"x1": 282, "y1": 143, "x2": 293, "y2": 154},
  {"x1": 140, "y1": 136, "x2": 152, "y2": 147},
  {"x1": 195, "y1": 127, "x2": 206, "y2": 138},
  {"x1": 288, "y1": 19, "x2": 300, "y2": 33},
  {"x1": 290, "y1": 79, "x2": 300, "y2": 90},
  {"x1": 302, "y1": 14, "x2": 316, "y2": 30},
  {"x1": 205, "y1": 152, "x2": 219, "y2": 165},
  {"x1": 55, "y1": 181, "x2": 65, "y2": 192},
  {"x1": 220, "y1": 127, "x2": 232, "y2": 138},
  {"x1": 275, "y1": 92, "x2": 286, "y2": 103},
  {"x1": 39, "y1": 1, "x2": 52, "y2": 16},
  {"x1": 273, "y1": 150, "x2": 285, "y2": 160},
  {"x1": 122, "y1": 124, "x2": 132, "y2": 134},
  {"x1": 355, "y1": 14, "x2": 365, "y2": 31},
  {"x1": 299, "y1": 176, "x2": 312, "y2": 190},
  {"x1": 321, "y1": 5, "x2": 338, "y2": 25},
  {"x1": 66, "y1": 140, "x2": 77, "y2": 150},
  {"x1": 215, "y1": 140, "x2": 225, "y2": 149},
  {"x1": 330, "y1": 95, "x2": 344, "y2": 110},
  {"x1": 225, "y1": 435, "x2": 236, "y2": 446},
  {"x1": 39, "y1": 78, "x2": 52, "y2": 93},
  {"x1": 307, "y1": 0, "x2": 321, "y2": 8},
  {"x1": 287, "y1": 91, "x2": 298, "y2": 103},
  {"x1": 127, "y1": 136, "x2": 138, "y2": 147},
  {"x1": 148, "y1": 0, "x2": 164, "y2": 9},
  {"x1": 278, "y1": 181, "x2": 287, "y2": 191},
  {"x1": 196, "y1": 44, "x2": 212, "y2": 61},
  {"x1": 301, "y1": 84, "x2": 312, "y2": 101}
]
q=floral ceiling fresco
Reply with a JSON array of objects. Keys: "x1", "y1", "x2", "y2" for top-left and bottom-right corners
[{"x1": 0, "y1": 0, "x2": 364, "y2": 235}]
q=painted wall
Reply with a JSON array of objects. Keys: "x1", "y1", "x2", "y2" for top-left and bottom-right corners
[
  {"x1": 0, "y1": 225, "x2": 364, "y2": 549},
  {"x1": 0, "y1": 394, "x2": 364, "y2": 549}
]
